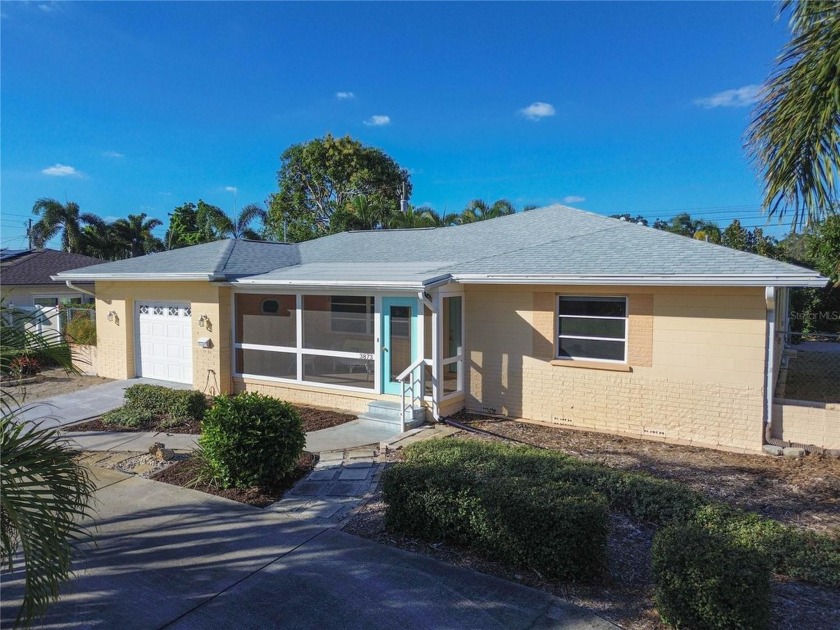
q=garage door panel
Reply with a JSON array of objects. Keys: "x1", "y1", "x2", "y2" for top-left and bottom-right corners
[{"x1": 135, "y1": 301, "x2": 192, "y2": 385}]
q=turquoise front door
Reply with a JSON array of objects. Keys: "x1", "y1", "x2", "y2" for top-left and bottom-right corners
[{"x1": 381, "y1": 297, "x2": 419, "y2": 395}]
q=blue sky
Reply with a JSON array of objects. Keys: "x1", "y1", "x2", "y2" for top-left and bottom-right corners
[{"x1": 1, "y1": 1, "x2": 793, "y2": 249}]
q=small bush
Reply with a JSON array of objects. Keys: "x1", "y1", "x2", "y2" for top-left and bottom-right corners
[
  {"x1": 198, "y1": 392, "x2": 305, "y2": 489},
  {"x1": 6, "y1": 355, "x2": 41, "y2": 378},
  {"x1": 65, "y1": 317, "x2": 96, "y2": 345},
  {"x1": 123, "y1": 384, "x2": 206, "y2": 422},
  {"x1": 653, "y1": 521, "x2": 772, "y2": 630},
  {"x1": 101, "y1": 406, "x2": 155, "y2": 428},
  {"x1": 383, "y1": 459, "x2": 609, "y2": 581}
]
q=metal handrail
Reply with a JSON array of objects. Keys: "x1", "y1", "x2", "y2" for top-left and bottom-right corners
[{"x1": 398, "y1": 357, "x2": 431, "y2": 430}]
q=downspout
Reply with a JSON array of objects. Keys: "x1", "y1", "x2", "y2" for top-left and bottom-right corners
[
  {"x1": 764, "y1": 286, "x2": 776, "y2": 445},
  {"x1": 65, "y1": 280, "x2": 95, "y2": 298}
]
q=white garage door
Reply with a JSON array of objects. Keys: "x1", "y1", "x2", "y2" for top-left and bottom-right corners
[{"x1": 135, "y1": 302, "x2": 193, "y2": 384}]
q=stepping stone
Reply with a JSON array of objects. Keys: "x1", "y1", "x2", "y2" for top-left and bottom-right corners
[
  {"x1": 309, "y1": 469, "x2": 340, "y2": 481},
  {"x1": 344, "y1": 461, "x2": 373, "y2": 469},
  {"x1": 298, "y1": 500, "x2": 346, "y2": 520},
  {"x1": 347, "y1": 449, "x2": 376, "y2": 459},
  {"x1": 318, "y1": 451, "x2": 345, "y2": 463},
  {"x1": 326, "y1": 481, "x2": 365, "y2": 497},
  {"x1": 338, "y1": 468, "x2": 370, "y2": 481},
  {"x1": 290, "y1": 481, "x2": 328, "y2": 497}
]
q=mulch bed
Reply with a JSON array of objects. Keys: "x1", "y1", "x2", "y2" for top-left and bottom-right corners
[
  {"x1": 67, "y1": 405, "x2": 357, "y2": 435},
  {"x1": 150, "y1": 451, "x2": 316, "y2": 508},
  {"x1": 450, "y1": 413, "x2": 840, "y2": 536},
  {"x1": 343, "y1": 425, "x2": 840, "y2": 629}
]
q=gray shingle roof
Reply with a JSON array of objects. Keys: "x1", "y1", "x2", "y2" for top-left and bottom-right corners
[
  {"x1": 56, "y1": 205, "x2": 828, "y2": 287},
  {"x1": 2, "y1": 249, "x2": 102, "y2": 285}
]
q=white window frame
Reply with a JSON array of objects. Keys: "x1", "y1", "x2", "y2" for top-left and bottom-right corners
[
  {"x1": 232, "y1": 290, "x2": 383, "y2": 394},
  {"x1": 329, "y1": 295, "x2": 375, "y2": 334},
  {"x1": 555, "y1": 295, "x2": 628, "y2": 364}
]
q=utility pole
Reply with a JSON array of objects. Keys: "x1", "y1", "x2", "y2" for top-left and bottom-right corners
[{"x1": 26, "y1": 218, "x2": 32, "y2": 249}]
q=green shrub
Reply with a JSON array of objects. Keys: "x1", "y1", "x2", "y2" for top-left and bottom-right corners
[
  {"x1": 383, "y1": 460, "x2": 609, "y2": 581},
  {"x1": 694, "y1": 504, "x2": 840, "y2": 587},
  {"x1": 65, "y1": 317, "x2": 96, "y2": 345},
  {"x1": 398, "y1": 438, "x2": 840, "y2": 588},
  {"x1": 100, "y1": 406, "x2": 155, "y2": 428},
  {"x1": 123, "y1": 384, "x2": 206, "y2": 421},
  {"x1": 198, "y1": 392, "x2": 305, "y2": 489},
  {"x1": 653, "y1": 521, "x2": 772, "y2": 630}
]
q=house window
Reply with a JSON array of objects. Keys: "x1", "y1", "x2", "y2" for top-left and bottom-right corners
[
  {"x1": 556, "y1": 296, "x2": 627, "y2": 362},
  {"x1": 329, "y1": 296, "x2": 374, "y2": 334}
]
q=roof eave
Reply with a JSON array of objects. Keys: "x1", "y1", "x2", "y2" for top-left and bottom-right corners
[
  {"x1": 226, "y1": 278, "x2": 428, "y2": 291},
  {"x1": 52, "y1": 273, "x2": 222, "y2": 282},
  {"x1": 451, "y1": 273, "x2": 829, "y2": 288}
]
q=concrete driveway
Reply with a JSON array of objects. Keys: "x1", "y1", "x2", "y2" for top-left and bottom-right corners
[
  {"x1": 0, "y1": 466, "x2": 615, "y2": 630},
  {"x1": 15, "y1": 378, "x2": 189, "y2": 429}
]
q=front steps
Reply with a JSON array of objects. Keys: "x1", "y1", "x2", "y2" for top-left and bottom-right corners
[{"x1": 358, "y1": 400, "x2": 425, "y2": 431}]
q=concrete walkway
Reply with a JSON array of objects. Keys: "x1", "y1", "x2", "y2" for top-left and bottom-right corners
[
  {"x1": 0, "y1": 466, "x2": 615, "y2": 629},
  {"x1": 60, "y1": 419, "x2": 400, "y2": 454},
  {"x1": 16, "y1": 377, "x2": 188, "y2": 429}
]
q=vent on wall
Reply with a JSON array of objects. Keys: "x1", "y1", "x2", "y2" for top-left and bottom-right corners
[
  {"x1": 643, "y1": 427, "x2": 666, "y2": 437},
  {"x1": 481, "y1": 407, "x2": 497, "y2": 415},
  {"x1": 553, "y1": 415, "x2": 574, "y2": 425}
]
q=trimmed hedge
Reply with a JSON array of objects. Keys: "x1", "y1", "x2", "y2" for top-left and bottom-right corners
[
  {"x1": 397, "y1": 439, "x2": 840, "y2": 588},
  {"x1": 198, "y1": 392, "x2": 305, "y2": 489},
  {"x1": 653, "y1": 522, "x2": 772, "y2": 630},
  {"x1": 101, "y1": 406, "x2": 155, "y2": 428},
  {"x1": 383, "y1": 460, "x2": 609, "y2": 581},
  {"x1": 123, "y1": 384, "x2": 206, "y2": 422}
]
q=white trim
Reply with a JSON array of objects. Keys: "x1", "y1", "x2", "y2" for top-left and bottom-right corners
[
  {"x1": 235, "y1": 372, "x2": 377, "y2": 394},
  {"x1": 556, "y1": 295, "x2": 629, "y2": 364},
  {"x1": 235, "y1": 343, "x2": 297, "y2": 353},
  {"x1": 54, "y1": 273, "x2": 220, "y2": 281},
  {"x1": 301, "y1": 347, "x2": 375, "y2": 359},
  {"x1": 452, "y1": 273, "x2": 828, "y2": 288}
]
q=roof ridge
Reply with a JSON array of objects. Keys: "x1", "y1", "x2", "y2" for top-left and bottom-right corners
[{"x1": 213, "y1": 239, "x2": 238, "y2": 275}]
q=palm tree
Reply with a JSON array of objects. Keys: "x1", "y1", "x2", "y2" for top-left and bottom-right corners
[
  {"x1": 747, "y1": 0, "x2": 840, "y2": 229},
  {"x1": 418, "y1": 208, "x2": 460, "y2": 227},
  {"x1": 1, "y1": 303, "x2": 95, "y2": 628},
  {"x1": 458, "y1": 199, "x2": 516, "y2": 224},
  {"x1": 30, "y1": 199, "x2": 102, "y2": 253},
  {"x1": 79, "y1": 221, "x2": 124, "y2": 260},
  {"x1": 213, "y1": 203, "x2": 268, "y2": 240},
  {"x1": 112, "y1": 213, "x2": 164, "y2": 258}
]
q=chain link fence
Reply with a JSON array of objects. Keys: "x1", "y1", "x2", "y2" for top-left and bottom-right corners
[{"x1": 776, "y1": 332, "x2": 840, "y2": 404}]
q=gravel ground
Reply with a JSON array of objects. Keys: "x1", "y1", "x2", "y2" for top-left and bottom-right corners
[
  {"x1": 3, "y1": 368, "x2": 112, "y2": 403},
  {"x1": 342, "y1": 422, "x2": 840, "y2": 629}
]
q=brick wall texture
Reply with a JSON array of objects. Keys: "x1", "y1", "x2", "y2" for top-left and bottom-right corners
[{"x1": 465, "y1": 285, "x2": 769, "y2": 453}]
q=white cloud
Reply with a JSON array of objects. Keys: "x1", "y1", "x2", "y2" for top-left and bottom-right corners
[
  {"x1": 363, "y1": 115, "x2": 391, "y2": 127},
  {"x1": 694, "y1": 84, "x2": 762, "y2": 109},
  {"x1": 336, "y1": 91, "x2": 355, "y2": 100},
  {"x1": 519, "y1": 102, "x2": 555, "y2": 121},
  {"x1": 562, "y1": 196, "x2": 585, "y2": 204},
  {"x1": 102, "y1": 150, "x2": 124, "y2": 158},
  {"x1": 41, "y1": 163, "x2": 83, "y2": 177},
  {"x1": 224, "y1": 186, "x2": 238, "y2": 193}
]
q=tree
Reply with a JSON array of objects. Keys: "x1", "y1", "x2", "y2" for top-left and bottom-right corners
[
  {"x1": 213, "y1": 203, "x2": 267, "y2": 240},
  {"x1": 1, "y1": 304, "x2": 95, "y2": 627},
  {"x1": 332, "y1": 195, "x2": 389, "y2": 231},
  {"x1": 267, "y1": 134, "x2": 411, "y2": 241},
  {"x1": 805, "y1": 214, "x2": 840, "y2": 282},
  {"x1": 458, "y1": 199, "x2": 516, "y2": 224},
  {"x1": 77, "y1": 221, "x2": 123, "y2": 260},
  {"x1": 654, "y1": 213, "x2": 721, "y2": 241},
  {"x1": 165, "y1": 202, "x2": 201, "y2": 249},
  {"x1": 610, "y1": 213, "x2": 649, "y2": 226},
  {"x1": 747, "y1": 0, "x2": 840, "y2": 229},
  {"x1": 722, "y1": 219, "x2": 750, "y2": 251},
  {"x1": 112, "y1": 213, "x2": 164, "y2": 258},
  {"x1": 30, "y1": 199, "x2": 102, "y2": 254}
]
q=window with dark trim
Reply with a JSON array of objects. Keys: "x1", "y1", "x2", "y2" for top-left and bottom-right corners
[{"x1": 556, "y1": 296, "x2": 627, "y2": 362}]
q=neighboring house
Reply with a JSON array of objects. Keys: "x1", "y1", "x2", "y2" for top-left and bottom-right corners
[
  {"x1": 2, "y1": 248, "x2": 100, "y2": 334},
  {"x1": 55, "y1": 205, "x2": 829, "y2": 453}
]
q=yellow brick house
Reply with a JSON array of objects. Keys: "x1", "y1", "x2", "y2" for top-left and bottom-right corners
[{"x1": 55, "y1": 205, "x2": 828, "y2": 453}]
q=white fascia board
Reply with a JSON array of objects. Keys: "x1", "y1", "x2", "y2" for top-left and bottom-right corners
[
  {"x1": 451, "y1": 273, "x2": 829, "y2": 288},
  {"x1": 52, "y1": 273, "x2": 221, "y2": 282},
  {"x1": 227, "y1": 278, "x2": 427, "y2": 291}
]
